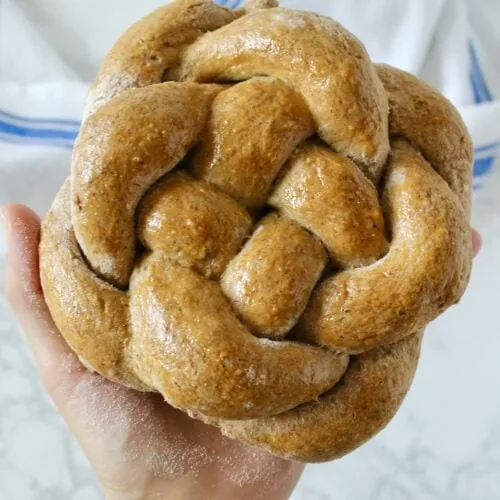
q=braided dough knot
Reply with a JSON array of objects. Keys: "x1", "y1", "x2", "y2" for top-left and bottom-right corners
[{"x1": 40, "y1": 0, "x2": 473, "y2": 462}]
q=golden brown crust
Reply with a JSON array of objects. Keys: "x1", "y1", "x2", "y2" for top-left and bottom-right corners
[
  {"x1": 298, "y1": 140, "x2": 472, "y2": 353},
  {"x1": 39, "y1": 0, "x2": 473, "y2": 462},
  {"x1": 221, "y1": 213, "x2": 328, "y2": 339},
  {"x1": 138, "y1": 172, "x2": 253, "y2": 280},
  {"x1": 245, "y1": 0, "x2": 279, "y2": 10},
  {"x1": 174, "y1": 7, "x2": 390, "y2": 178},
  {"x1": 129, "y1": 254, "x2": 349, "y2": 420},
  {"x1": 83, "y1": 0, "x2": 239, "y2": 119},
  {"x1": 73, "y1": 83, "x2": 222, "y2": 288},
  {"x1": 214, "y1": 332, "x2": 423, "y2": 462},
  {"x1": 376, "y1": 64, "x2": 474, "y2": 215},
  {"x1": 190, "y1": 78, "x2": 315, "y2": 211},
  {"x1": 269, "y1": 142, "x2": 389, "y2": 268},
  {"x1": 40, "y1": 181, "x2": 146, "y2": 390}
]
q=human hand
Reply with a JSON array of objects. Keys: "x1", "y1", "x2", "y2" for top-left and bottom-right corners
[
  {"x1": 1, "y1": 204, "x2": 304, "y2": 500},
  {"x1": 1, "y1": 204, "x2": 482, "y2": 500}
]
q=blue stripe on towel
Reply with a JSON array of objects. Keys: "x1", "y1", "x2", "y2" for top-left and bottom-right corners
[
  {"x1": 0, "y1": 131, "x2": 74, "y2": 149},
  {"x1": 469, "y1": 41, "x2": 494, "y2": 104},
  {"x1": 474, "y1": 140, "x2": 499, "y2": 178},
  {"x1": 0, "y1": 119, "x2": 78, "y2": 141},
  {"x1": 0, "y1": 109, "x2": 81, "y2": 128},
  {"x1": 474, "y1": 156, "x2": 495, "y2": 177},
  {"x1": 475, "y1": 140, "x2": 500, "y2": 155}
]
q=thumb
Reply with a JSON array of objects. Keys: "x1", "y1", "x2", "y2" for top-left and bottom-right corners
[
  {"x1": 0, "y1": 204, "x2": 86, "y2": 397},
  {"x1": 472, "y1": 229, "x2": 482, "y2": 257}
]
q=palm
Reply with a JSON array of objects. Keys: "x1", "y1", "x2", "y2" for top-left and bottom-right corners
[
  {"x1": 61, "y1": 366, "x2": 299, "y2": 497},
  {"x1": 2, "y1": 204, "x2": 302, "y2": 500}
]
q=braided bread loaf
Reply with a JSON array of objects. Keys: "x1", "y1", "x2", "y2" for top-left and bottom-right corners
[{"x1": 39, "y1": 0, "x2": 473, "y2": 462}]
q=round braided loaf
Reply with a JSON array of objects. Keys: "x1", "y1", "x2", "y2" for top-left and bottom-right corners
[{"x1": 40, "y1": 0, "x2": 473, "y2": 462}]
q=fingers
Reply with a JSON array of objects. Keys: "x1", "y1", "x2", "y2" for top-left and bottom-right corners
[
  {"x1": 472, "y1": 229, "x2": 482, "y2": 257},
  {"x1": 0, "y1": 204, "x2": 86, "y2": 397}
]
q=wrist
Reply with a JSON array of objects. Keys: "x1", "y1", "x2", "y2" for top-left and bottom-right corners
[
  {"x1": 103, "y1": 462, "x2": 303, "y2": 500},
  {"x1": 103, "y1": 478, "x2": 172, "y2": 500}
]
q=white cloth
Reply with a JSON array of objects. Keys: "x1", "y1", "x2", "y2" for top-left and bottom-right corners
[{"x1": 0, "y1": 0, "x2": 499, "y2": 217}]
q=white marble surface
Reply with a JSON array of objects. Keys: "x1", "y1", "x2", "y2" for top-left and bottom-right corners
[{"x1": 1, "y1": 168, "x2": 499, "y2": 500}]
